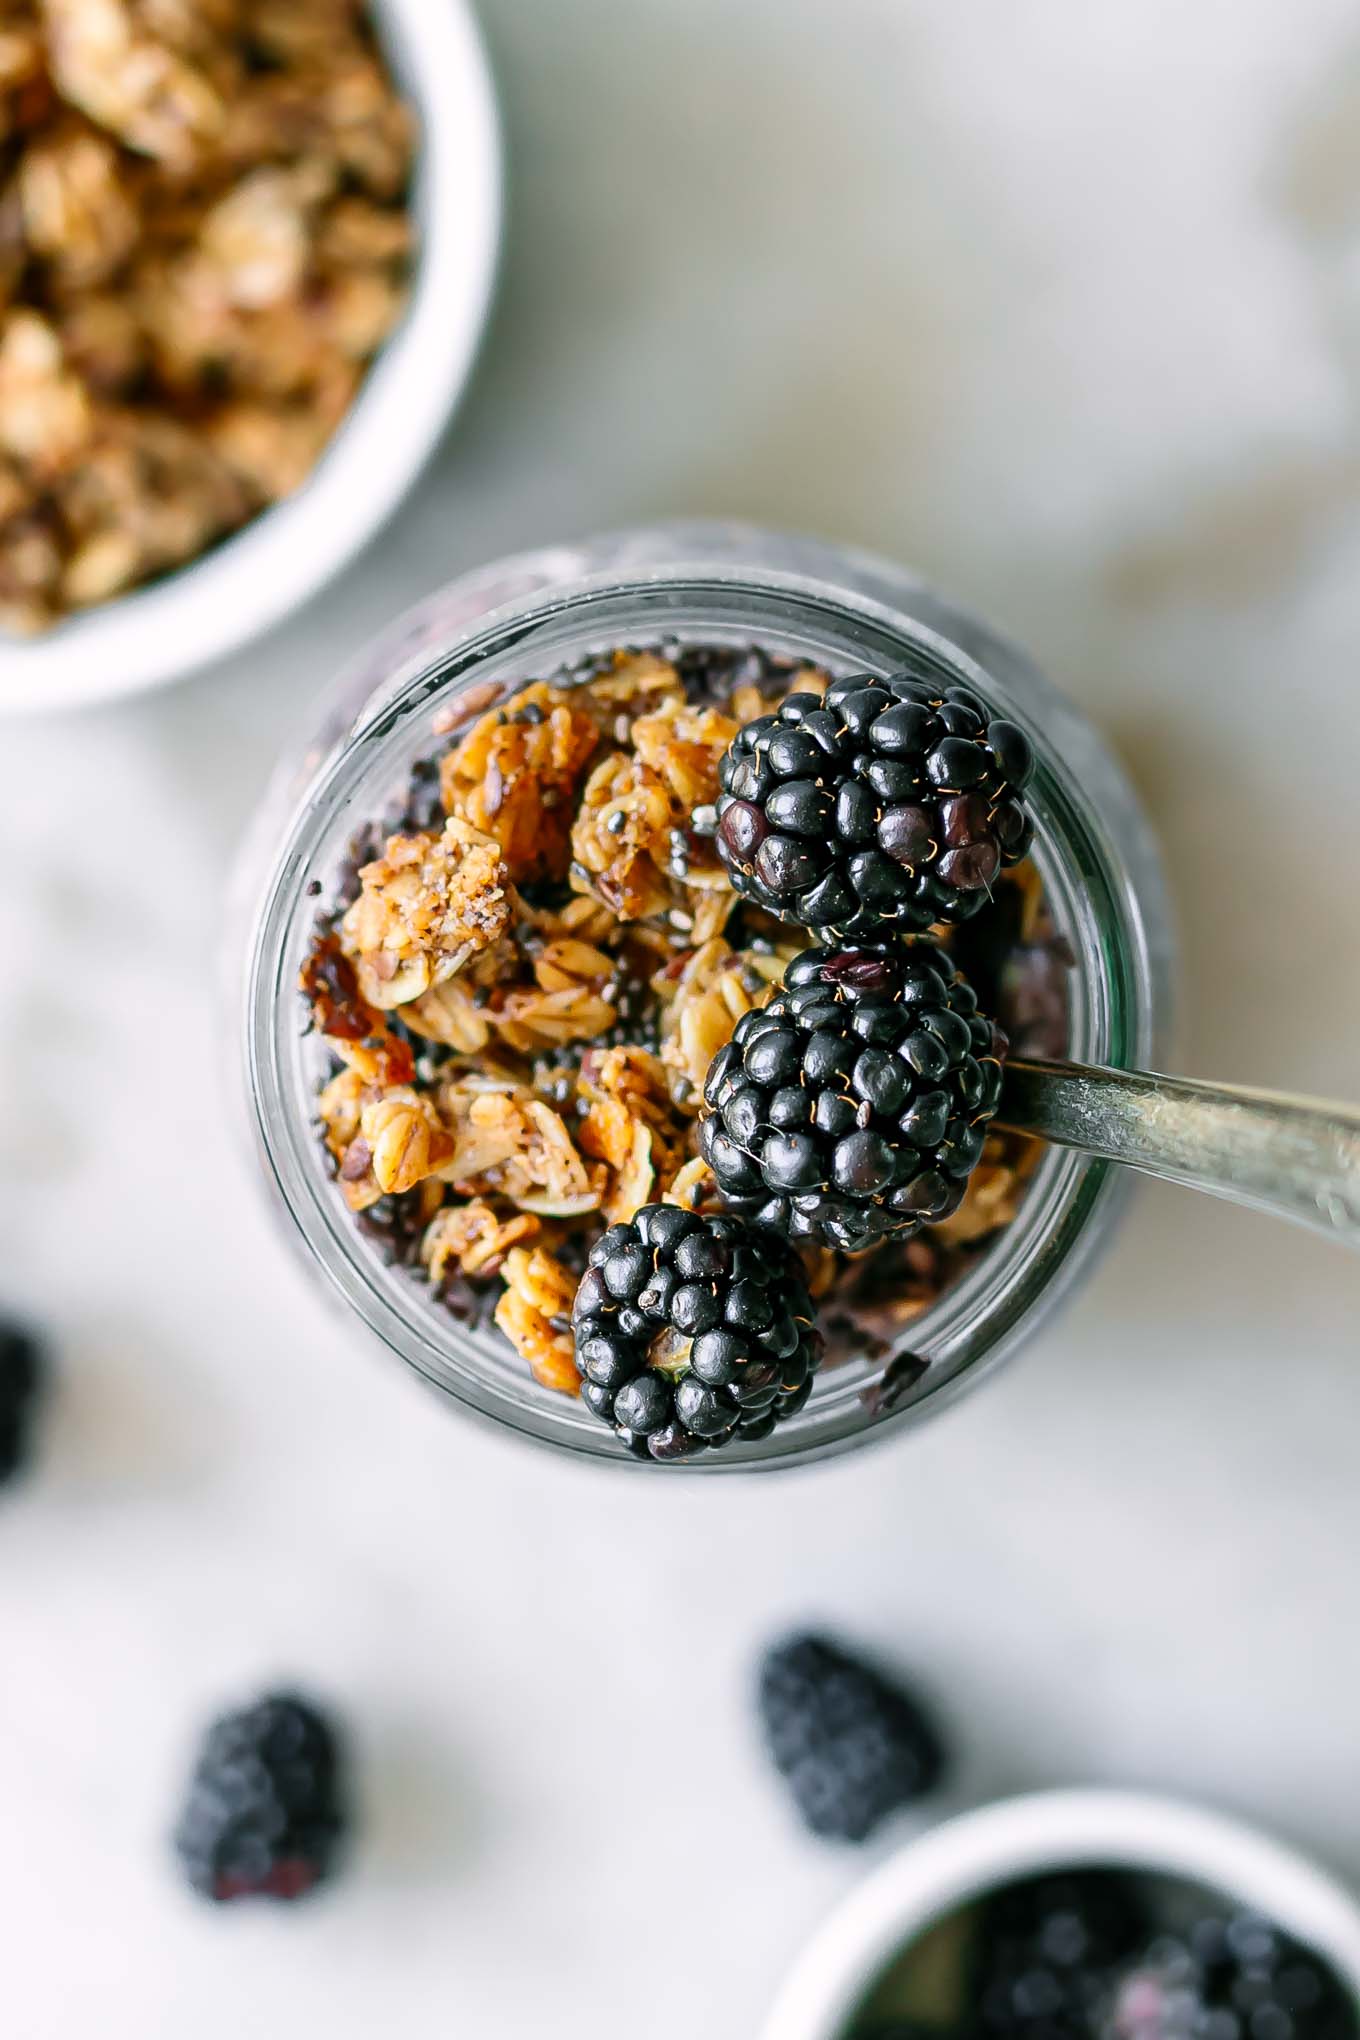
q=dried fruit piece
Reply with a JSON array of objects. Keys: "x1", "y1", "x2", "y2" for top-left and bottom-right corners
[{"x1": 299, "y1": 936, "x2": 415, "y2": 1088}]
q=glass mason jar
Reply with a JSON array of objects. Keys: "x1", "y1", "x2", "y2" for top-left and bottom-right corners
[{"x1": 235, "y1": 523, "x2": 1172, "y2": 1470}]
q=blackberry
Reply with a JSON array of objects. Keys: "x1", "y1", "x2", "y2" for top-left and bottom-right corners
[
  {"x1": 570, "y1": 1204, "x2": 821, "y2": 1461},
  {"x1": 174, "y1": 1692, "x2": 347, "y2": 1903},
  {"x1": 700, "y1": 941, "x2": 1005, "y2": 1252},
  {"x1": 972, "y1": 1868, "x2": 1152, "y2": 2040},
  {"x1": 757, "y1": 1633, "x2": 946, "y2": 1843},
  {"x1": 715, "y1": 669, "x2": 1035, "y2": 939},
  {"x1": 0, "y1": 1320, "x2": 43, "y2": 1486}
]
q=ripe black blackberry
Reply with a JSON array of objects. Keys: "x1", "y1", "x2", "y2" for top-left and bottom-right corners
[
  {"x1": 570, "y1": 1204, "x2": 821, "y2": 1461},
  {"x1": 971, "y1": 1868, "x2": 1152, "y2": 2040},
  {"x1": 0, "y1": 1320, "x2": 43, "y2": 1486},
  {"x1": 715, "y1": 669, "x2": 1035, "y2": 939},
  {"x1": 700, "y1": 941, "x2": 1005, "y2": 1253},
  {"x1": 757, "y1": 1633, "x2": 946, "y2": 1843},
  {"x1": 174, "y1": 1692, "x2": 347, "y2": 1903}
]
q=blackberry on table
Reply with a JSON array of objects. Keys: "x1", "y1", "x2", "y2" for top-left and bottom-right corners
[
  {"x1": 715, "y1": 669, "x2": 1035, "y2": 939},
  {"x1": 174, "y1": 1692, "x2": 347, "y2": 1903},
  {"x1": 0, "y1": 1320, "x2": 44, "y2": 1486},
  {"x1": 700, "y1": 941, "x2": 1005, "y2": 1252},
  {"x1": 758, "y1": 1633, "x2": 946, "y2": 1843},
  {"x1": 972, "y1": 1868, "x2": 1152, "y2": 2040},
  {"x1": 570, "y1": 1204, "x2": 821, "y2": 1461}
]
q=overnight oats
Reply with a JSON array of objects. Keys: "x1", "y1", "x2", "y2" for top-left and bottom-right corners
[{"x1": 240, "y1": 526, "x2": 1170, "y2": 1467}]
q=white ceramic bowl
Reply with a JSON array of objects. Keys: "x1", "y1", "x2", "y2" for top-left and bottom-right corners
[
  {"x1": 763, "y1": 1791, "x2": 1360, "y2": 2040},
  {"x1": 0, "y1": 0, "x2": 501, "y2": 717}
]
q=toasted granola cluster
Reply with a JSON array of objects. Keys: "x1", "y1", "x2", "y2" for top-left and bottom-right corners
[
  {"x1": 300, "y1": 646, "x2": 1069, "y2": 1417},
  {"x1": 0, "y1": 0, "x2": 414, "y2": 635}
]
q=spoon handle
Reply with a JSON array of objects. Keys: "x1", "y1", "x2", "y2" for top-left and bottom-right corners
[{"x1": 998, "y1": 1059, "x2": 1360, "y2": 1250}]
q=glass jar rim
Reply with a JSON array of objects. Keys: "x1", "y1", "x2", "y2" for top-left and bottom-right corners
[{"x1": 242, "y1": 542, "x2": 1165, "y2": 1471}]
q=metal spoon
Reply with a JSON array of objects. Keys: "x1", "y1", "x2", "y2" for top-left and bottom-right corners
[{"x1": 998, "y1": 1060, "x2": 1360, "y2": 1250}]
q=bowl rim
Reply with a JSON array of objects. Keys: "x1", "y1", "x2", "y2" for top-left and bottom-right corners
[
  {"x1": 761, "y1": 1789, "x2": 1360, "y2": 2039},
  {"x1": 0, "y1": 0, "x2": 502, "y2": 718}
]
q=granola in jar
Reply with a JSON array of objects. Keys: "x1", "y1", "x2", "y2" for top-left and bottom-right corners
[{"x1": 298, "y1": 644, "x2": 1074, "y2": 1417}]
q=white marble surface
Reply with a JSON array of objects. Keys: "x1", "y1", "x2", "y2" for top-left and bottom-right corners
[{"x1": 4, "y1": 2, "x2": 1360, "y2": 2034}]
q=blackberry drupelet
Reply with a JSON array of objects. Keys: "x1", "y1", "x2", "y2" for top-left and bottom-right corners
[
  {"x1": 971, "y1": 1868, "x2": 1152, "y2": 2040},
  {"x1": 758, "y1": 1633, "x2": 946, "y2": 1843},
  {"x1": 0, "y1": 1320, "x2": 43, "y2": 1485},
  {"x1": 174, "y1": 1692, "x2": 347, "y2": 1903},
  {"x1": 715, "y1": 669, "x2": 1035, "y2": 939},
  {"x1": 700, "y1": 941, "x2": 1005, "y2": 1252},
  {"x1": 570, "y1": 1204, "x2": 821, "y2": 1461}
]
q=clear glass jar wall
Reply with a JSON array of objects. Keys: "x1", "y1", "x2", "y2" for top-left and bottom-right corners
[{"x1": 237, "y1": 524, "x2": 1172, "y2": 1470}]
